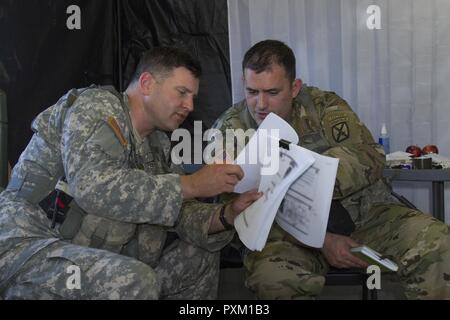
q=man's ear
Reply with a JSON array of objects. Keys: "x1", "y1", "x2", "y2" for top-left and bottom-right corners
[
  {"x1": 291, "y1": 79, "x2": 302, "y2": 98},
  {"x1": 139, "y1": 72, "x2": 155, "y2": 95}
]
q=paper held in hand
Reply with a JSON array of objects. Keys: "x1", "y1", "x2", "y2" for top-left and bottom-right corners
[{"x1": 233, "y1": 113, "x2": 339, "y2": 251}]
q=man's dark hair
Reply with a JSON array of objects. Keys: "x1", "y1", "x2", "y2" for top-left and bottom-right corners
[
  {"x1": 131, "y1": 47, "x2": 202, "y2": 83},
  {"x1": 242, "y1": 40, "x2": 296, "y2": 82}
]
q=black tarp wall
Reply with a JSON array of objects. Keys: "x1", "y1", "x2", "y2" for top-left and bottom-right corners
[
  {"x1": 0, "y1": 0, "x2": 231, "y2": 166},
  {"x1": 0, "y1": 0, "x2": 118, "y2": 165}
]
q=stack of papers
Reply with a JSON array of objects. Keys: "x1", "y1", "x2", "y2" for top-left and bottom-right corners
[
  {"x1": 386, "y1": 151, "x2": 450, "y2": 169},
  {"x1": 386, "y1": 151, "x2": 413, "y2": 162},
  {"x1": 233, "y1": 113, "x2": 339, "y2": 251},
  {"x1": 423, "y1": 153, "x2": 450, "y2": 169},
  {"x1": 386, "y1": 151, "x2": 413, "y2": 168}
]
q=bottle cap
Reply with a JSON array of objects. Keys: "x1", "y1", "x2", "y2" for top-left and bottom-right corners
[{"x1": 381, "y1": 123, "x2": 387, "y2": 135}]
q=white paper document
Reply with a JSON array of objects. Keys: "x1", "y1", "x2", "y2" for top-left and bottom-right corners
[
  {"x1": 234, "y1": 113, "x2": 299, "y2": 193},
  {"x1": 233, "y1": 113, "x2": 339, "y2": 251},
  {"x1": 275, "y1": 152, "x2": 339, "y2": 248},
  {"x1": 234, "y1": 143, "x2": 315, "y2": 251}
]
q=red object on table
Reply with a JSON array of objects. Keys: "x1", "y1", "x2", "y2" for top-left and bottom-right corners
[
  {"x1": 406, "y1": 145, "x2": 422, "y2": 157},
  {"x1": 422, "y1": 144, "x2": 439, "y2": 155}
]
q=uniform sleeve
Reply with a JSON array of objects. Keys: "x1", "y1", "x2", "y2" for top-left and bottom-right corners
[
  {"x1": 175, "y1": 120, "x2": 235, "y2": 251},
  {"x1": 207, "y1": 104, "x2": 253, "y2": 163},
  {"x1": 205, "y1": 115, "x2": 234, "y2": 163},
  {"x1": 61, "y1": 96, "x2": 183, "y2": 226},
  {"x1": 175, "y1": 200, "x2": 234, "y2": 252},
  {"x1": 319, "y1": 92, "x2": 386, "y2": 199}
]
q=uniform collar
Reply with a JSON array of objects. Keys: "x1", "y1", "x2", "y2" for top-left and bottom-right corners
[{"x1": 122, "y1": 93, "x2": 144, "y2": 147}]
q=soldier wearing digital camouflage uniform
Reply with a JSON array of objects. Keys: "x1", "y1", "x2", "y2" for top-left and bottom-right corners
[
  {"x1": 212, "y1": 40, "x2": 450, "y2": 299},
  {"x1": 0, "y1": 47, "x2": 261, "y2": 299}
]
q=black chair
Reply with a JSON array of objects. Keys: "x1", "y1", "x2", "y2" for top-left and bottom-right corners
[
  {"x1": 220, "y1": 242, "x2": 245, "y2": 269},
  {"x1": 220, "y1": 244, "x2": 379, "y2": 300},
  {"x1": 324, "y1": 267, "x2": 378, "y2": 300}
]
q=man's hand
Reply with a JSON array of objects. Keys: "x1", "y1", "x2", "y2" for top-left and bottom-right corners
[
  {"x1": 209, "y1": 190, "x2": 262, "y2": 234},
  {"x1": 180, "y1": 164, "x2": 244, "y2": 199},
  {"x1": 225, "y1": 190, "x2": 263, "y2": 224},
  {"x1": 320, "y1": 233, "x2": 369, "y2": 269}
]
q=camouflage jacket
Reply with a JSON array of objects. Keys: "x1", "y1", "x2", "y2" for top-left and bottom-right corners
[
  {"x1": 211, "y1": 85, "x2": 400, "y2": 227},
  {"x1": 0, "y1": 87, "x2": 231, "y2": 268}
]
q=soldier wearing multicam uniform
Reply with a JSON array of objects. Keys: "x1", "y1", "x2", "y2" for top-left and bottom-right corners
[
  {"x1": 0, "y1": 47, "x2": 260, "y2": 299},
  {"x1": 212, "y1": 40, "x2": 450, "y2": 299}
]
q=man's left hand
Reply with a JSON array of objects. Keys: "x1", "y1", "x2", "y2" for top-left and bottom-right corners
[
  {"x1": 224, "y1": 190, "x2": 263, "y2": 226},
  {"x1": 320, "y1": 233, "x2": 369, "y2": 269}
]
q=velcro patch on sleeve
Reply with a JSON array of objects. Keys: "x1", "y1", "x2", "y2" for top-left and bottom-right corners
[
  {"x1": 107, "y1": 116, "x2": 128, "y2": 147},
  {"x1": 322, "y1": 109, "x2": 363, "y2": 145}
]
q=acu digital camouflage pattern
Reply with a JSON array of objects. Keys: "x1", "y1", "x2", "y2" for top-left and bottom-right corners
[
  {"x1": 212, "y1": 85, "x2": 450, "y2": 299},
  {"x1": 0, "y1": 87, "x2": 232, "y2": 299}
]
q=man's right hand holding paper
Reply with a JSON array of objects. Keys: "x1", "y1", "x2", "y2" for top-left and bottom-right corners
[{"x1": 180, "y1": 164, "x2": 244, "y2": 199}]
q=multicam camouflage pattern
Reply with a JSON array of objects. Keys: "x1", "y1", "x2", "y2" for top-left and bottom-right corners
[
  {"x1": 0, "y1": 87, "x2": 229, "y2": 299},
  {"x1": 212, "y1": 85, "x2": 450, "y2": 299},
  {"x1": 243, "y1": 224, "x2": 328, "y2": 300}
]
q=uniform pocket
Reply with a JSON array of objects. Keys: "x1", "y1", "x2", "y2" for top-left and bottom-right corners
[
  {"x1": 72, "y1": 214, "x2": 136, "y2": 253},
  {"x1": 59, "y1": 201, "x2": 88, "y2": 240}
]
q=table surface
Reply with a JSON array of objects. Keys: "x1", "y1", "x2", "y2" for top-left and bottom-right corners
[{"x1": 383, "y1": 168, "x2": 450, "y2": 182}]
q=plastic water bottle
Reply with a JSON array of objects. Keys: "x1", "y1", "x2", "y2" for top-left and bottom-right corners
[{"x1": 378, "y1": 123, "x2": 390, "y2": 155}]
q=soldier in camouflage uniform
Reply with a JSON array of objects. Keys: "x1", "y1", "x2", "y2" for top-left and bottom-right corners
[
  {"x1": 0, "y1": 47, "x2": 261, "y2": 299},
  {"x1": 212, "y1": 40, "x2": 450, "y2": 299}
]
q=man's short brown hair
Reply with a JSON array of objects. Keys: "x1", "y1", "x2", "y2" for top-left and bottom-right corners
[
  {"x1": 131, "y1": 46, "x2": 202, "y2": 83},
  {"x1": 242, "y1": 40, "x2": 296, "y2": 82}
]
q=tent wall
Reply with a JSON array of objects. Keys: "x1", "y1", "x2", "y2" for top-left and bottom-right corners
[
  {"x1": 120, "y1": 0, "x2": 231, "y2": 157},
  {"x1": 0, "y1": 0, "x2": 231, "y2": 166},
  {"x1": 0, "y1": 0, "x2": 118, "y2": 165}
]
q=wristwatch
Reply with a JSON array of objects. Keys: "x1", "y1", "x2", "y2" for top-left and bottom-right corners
[{"x1": 219, "y1": 205, "x2": 234, "y2": 230}]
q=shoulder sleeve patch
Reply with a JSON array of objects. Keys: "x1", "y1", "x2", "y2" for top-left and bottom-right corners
[
  {"x1": 322, "y1": 109, "x2": 363, "y2": 146},
  {"x1": 88, "y1": 119, "x2": 127, "y2": 159},
  {"x1": 107, "y1": 116, "x2": 128, "y2": 147}
]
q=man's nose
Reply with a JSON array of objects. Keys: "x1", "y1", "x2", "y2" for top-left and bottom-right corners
[
  {"x1": 183, "y1": 96, "x2": 194, "y2": 112},
  {"x1": 257, "y1": 93, "x2": 267, "y2": 110}
]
